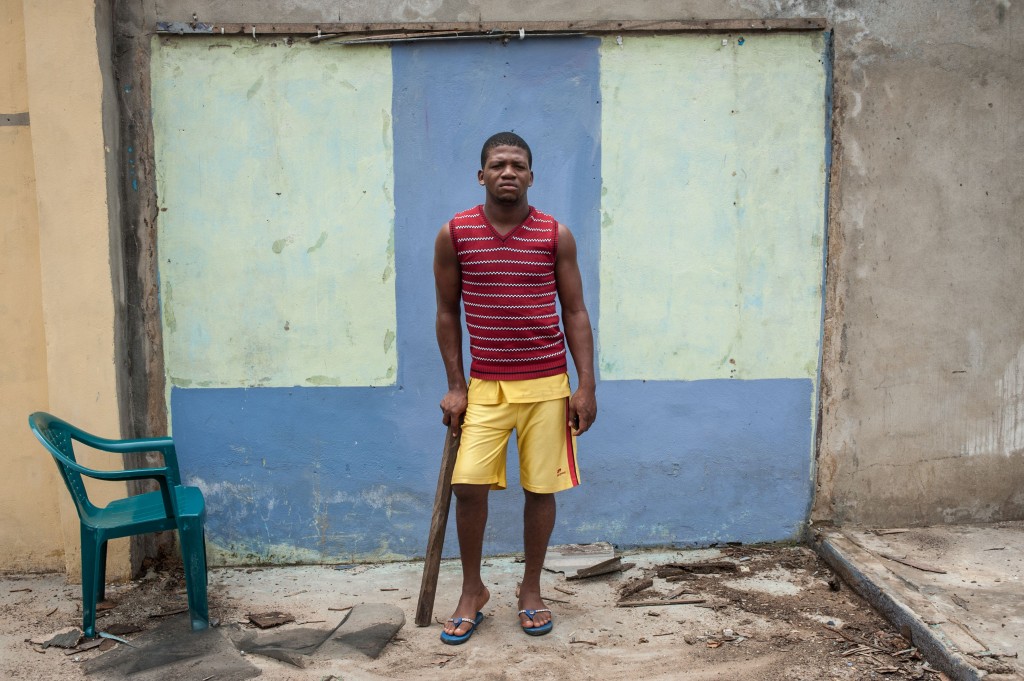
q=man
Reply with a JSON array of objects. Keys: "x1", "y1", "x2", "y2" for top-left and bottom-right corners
[{"x1": 433, "y1": 131, "x2": 597, "y2": 644}]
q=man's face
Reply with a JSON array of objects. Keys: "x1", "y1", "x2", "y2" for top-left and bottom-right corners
[{"x1": 479, "y1": 145, "x2": 533, "y2": 204}]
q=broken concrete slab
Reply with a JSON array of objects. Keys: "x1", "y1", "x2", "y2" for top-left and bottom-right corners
[
  {"x1": 544, "y1": 542, "x2": 616, "y2": 577},
  {"x1": 31, "y1": 627, "x2": 82, "y2": 649},
  {"x1": 82, "y1": 613, "x2": 260, "y2": 681},
  {"x1": 816, "y1": 523, "x2": 1024, "y2": 681},
  {"x1": 247, "y1": 610, "x2": 295, "y2": 628},
  {"x1": 231, "y1": 603, "x2": 405, "y2": 668}
]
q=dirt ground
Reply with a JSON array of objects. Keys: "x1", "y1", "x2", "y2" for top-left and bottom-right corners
[{"x1": 0, "y1": 545, "x2": 952, "y2": 680}]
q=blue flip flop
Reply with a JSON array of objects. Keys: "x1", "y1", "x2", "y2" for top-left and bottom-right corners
[
  {"x1": 440, "y1": 611, "x2": 484, "y2": 645},
  {"x1": 518, "y1": 608, "x2": 553, "y2": 636}
]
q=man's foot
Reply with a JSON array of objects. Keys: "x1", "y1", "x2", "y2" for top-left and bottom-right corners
[
  {"x1": 518, "y1": 591, "x2": 553, "y2": 635},
  {"x1": 442, "y1": 586, "x2": 490, "y2": 639}
]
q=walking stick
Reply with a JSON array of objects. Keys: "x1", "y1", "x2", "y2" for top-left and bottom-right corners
[{"x1": 415, "y1": 422, "x2": 462, "y2": 627}]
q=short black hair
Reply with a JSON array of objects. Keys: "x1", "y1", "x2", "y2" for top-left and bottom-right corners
[{"x1": 480, "y1": 132, "x2": 532, "y2": 169}]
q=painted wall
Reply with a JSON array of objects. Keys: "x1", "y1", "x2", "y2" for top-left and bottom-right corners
[
  {"x1": 151, "y1": 33, "x2": 827, "y2": 562},
  {"x1": 0, "y1": 0, "x2": 63, "y2": 572},
  {"x1": 13, "y1": 0, "x2": 130, "y2": 579}
]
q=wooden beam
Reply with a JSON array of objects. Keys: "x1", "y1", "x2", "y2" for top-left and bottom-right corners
[{"x1": 155, "y1": 18, "x2": 828, "y2": 37}]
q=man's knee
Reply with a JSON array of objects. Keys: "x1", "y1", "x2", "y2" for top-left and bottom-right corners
[{"x1": 453, "y1": 483, "x2": 489, "y2": 503}]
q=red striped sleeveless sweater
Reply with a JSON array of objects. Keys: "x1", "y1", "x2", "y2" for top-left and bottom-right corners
[{"x1": 450, "y1": 205, "x2": 567, "y2": 381}]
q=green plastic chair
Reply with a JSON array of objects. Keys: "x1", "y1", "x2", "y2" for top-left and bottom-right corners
[{"x1": 28, "y1": 412, "x2": 209, "y2": 638}]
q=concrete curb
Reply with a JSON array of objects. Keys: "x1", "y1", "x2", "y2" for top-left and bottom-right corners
[{"x1": 814, "y1": 533, "x2": 986, "y2": 681}]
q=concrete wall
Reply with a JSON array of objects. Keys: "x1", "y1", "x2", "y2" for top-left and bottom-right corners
[
  {"x1": 0, "y1": 0, "x2": 132, "y2": 579},
  {"x1": 132, "y1": 0, "x2": 1024, "y2": 534},
  {"x1": 813, "y1": 1, "x2": 1024, "y2": 526},
  {"x1": 148, "y1": 32, "x2": 827, "y2": 562},
  {"x1": 2, "y1": 0, "x2": 1012, "y2": 575}
]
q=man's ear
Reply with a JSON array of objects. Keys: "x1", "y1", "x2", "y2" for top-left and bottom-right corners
[
  {"x1": 478, "y1": 169, "x2": 485, "y2": 185},
  {"x1": 529, "y1": 170, "x2": 534, "y2": 187}
]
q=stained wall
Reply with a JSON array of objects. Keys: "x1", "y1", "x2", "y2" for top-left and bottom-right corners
[{"x1": 151, "y1": 33, "x2": 828, "y2": 562}]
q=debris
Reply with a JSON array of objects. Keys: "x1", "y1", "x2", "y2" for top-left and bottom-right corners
[
  {"x1": 682, "y1": 633, "x2": 697, "y2": 644},
  {"x1": 618, "y1": 577, "x2": 654, "y2": 599},
  {"x1": 546, "y1": 542, "x2": 621, "y2": 579},
  {"x1": 566, "y1": 556, "x2": 623, "y2": 580},
  {"x1": 96, "y1": 600, "x2": 117, "y2": 612},
  {"x1": 248, "y1": 611, "x2": 296, "y2": 629},
  {"x1": 878, "y1": 553, "x2": 946, "y2": 574},
  {"x1": 104, "y1": 623, "x2": 142, "y2": 636},
  {"x1": 328, "y1": 605, "x2": 354, "y2": 612},
  {"x1": 656, "y1": 560, "x2": 738, "y2": 578},
  {"x1": 44, "y1": 607, "x2": 58, "y2": 617},
  {"x1": 64, "y1": 639, "x2": 104, "y2": 655},
  {"x1": 615, "y1": 598, "x2": 706, "y2": 608},
  {"x1": 99, "y1": 631, "x2": 136, "y2": 647},
  {"x1": 97, "y1": 638, "x2": 116, "y2": 651},
  {"x1": 950, "y1": 593, "x2": 969, "y2": 610},
  {"x1": 569, "y1": 638, "x2": 598, "y2": 646},
  {"x1": 284, "y1": 589, "x2": 308, "y2": 598},
  {"x1": 664, "y1": 585, "x2": 698, "y2": 600},
  {"x1": 149, "y1": 607, "x2": 189, "y2": 618},
  {"x1": 553, "y1": 585, "x2": 576, "y2": 596},
  {"x1": 872, "y1": 528, "x2": 910, "y2": 536},
  {"x1": 9, "y1": 587, "x2": 32, "y2": 593},
  {"x1": 31, "y1": 627, "x2": 82, "y2": 649},
  {"x1": 380, "y1": 588, "x2": 399, "y2": 591},
  {"x1": 706, "y1": 639, "x2": 722, "y2": 648}
]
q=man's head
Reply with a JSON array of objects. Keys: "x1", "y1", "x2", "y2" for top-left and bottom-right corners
[{"x1": 480, "y1": 131, "x2": 532, "y2": 169}]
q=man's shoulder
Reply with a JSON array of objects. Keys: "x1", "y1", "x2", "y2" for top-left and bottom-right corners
[{"x1": 452, "y1": 205, "x2": 484, "y2": 221}]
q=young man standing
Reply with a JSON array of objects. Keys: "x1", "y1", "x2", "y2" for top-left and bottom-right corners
[{"x1": 433, "y1": 132, "x2": 597, "y2": 644}]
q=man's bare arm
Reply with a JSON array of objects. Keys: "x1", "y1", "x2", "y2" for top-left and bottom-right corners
[
  {"x1": 434, "y1": 223, "x2": 468, "y2": 434},
  {"x1": 555, "y1": 224, "x2": 597, "y2": 436}
]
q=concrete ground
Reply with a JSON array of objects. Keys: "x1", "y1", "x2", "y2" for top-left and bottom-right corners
[
  {"x1": 817, "y1": 522, "x2": 1024, "y2": 680},
  {"x1": 0, "y1": 532, "x2": 1017, "y2": 680}
]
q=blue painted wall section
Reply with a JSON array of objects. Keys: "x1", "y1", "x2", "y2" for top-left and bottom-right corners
[{"x1": 161, "y1": 35, "x2": 827, "y2": 563}]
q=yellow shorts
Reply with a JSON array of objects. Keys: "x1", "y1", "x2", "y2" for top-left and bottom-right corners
[{"x1": 452, "y1": 396, "x2": 581, "y2": 493}]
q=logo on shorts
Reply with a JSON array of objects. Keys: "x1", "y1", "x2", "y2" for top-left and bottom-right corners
[{"x1": 556, "y1": 467, "x2": 566, "y2": 477}]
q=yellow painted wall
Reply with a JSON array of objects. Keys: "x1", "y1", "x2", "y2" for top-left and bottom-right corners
[
  {"x1": 152, "y1": 39, "x2": 398, "y2": 391},
  {"x1": 0, "y1": 0, "x2": 63, "y2": 572},
  {"x1": 18, "y1": 0, "x2": 130, "y2": 580},
  {"x1": 599, "y1": 34, "x2": 827, "y2": 381}
]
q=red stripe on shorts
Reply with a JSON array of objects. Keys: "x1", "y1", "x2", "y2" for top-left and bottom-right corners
[{"x1": 565, "y1": 399, "x2": 579, "y2": 486}]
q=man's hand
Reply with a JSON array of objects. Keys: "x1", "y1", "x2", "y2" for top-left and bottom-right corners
[
  {"x1": 568, "y1": 386, "x2": 597, "y2": 436},
  {"x1": 440, "y1": 387, "x2": 468, "y2": 435}
]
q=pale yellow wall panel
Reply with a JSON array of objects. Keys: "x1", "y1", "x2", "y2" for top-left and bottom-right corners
[
  {"x1": 599, "y1": 34, "x2": 827, "y2": 381},
  {"x1": 152, "y1": 39, "x2": 398, "y2": 389}
]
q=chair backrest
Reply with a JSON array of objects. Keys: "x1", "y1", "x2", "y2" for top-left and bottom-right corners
[{"x1": 29, "y1": 412, "x2": 98, "y2": 519}]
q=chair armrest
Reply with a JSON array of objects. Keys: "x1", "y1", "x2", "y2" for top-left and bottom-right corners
[
  {"x1": 67, "y1": 427, "x2": 183, "y2": 486},
  {"x1": 46, "y1": 447, "x2": 175, "y2": 484},
  {"x1": 46, "y1": 449, "x2": 181, "y2": 516}
]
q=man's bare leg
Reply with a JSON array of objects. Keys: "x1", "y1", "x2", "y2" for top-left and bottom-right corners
[
  {"x1": 443, "y1": 483, "x2": 491, "y2": 637},
  {"x1": 519, "y1": 490, "x2": 555, "y2": 629}
]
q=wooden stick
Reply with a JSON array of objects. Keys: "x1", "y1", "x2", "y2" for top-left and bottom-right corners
[
  {"x1": 415, "y1": 423, "x2": 462, "y2": 627},
  {"x1": 615, "y1": 598, "x2": 706, "y2": 607}
]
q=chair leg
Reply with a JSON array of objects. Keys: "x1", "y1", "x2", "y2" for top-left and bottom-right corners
[
  {"x1": 97, "y1": 542, "x2": 108, "y2": 604},
  {"x1": 178, "y1": 517, "x2": 209, "y2": 632},
  {"x1": 79, "y1": 527, "x2": 103, "y2": 638}
]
